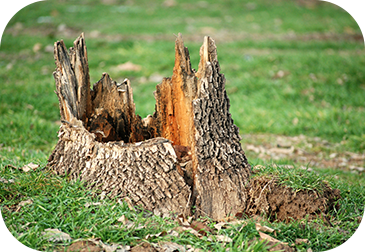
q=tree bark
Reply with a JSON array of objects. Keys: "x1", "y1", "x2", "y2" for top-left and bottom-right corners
[{"x1": 48, "y1": 33, "x2": 251, "y2": 220}]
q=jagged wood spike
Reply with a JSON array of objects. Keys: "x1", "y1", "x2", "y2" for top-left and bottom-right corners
[
  {"x1": 53, "y1": 33, "x2": 91, "y2": 123},
  {"x1": 154, "y1": 34, "x2": 251, "y2": 219},
  {"x1": 192, "y1": 36, "x2": 251, "y2": 219},
  {"x1": 53, "y1": 39, "x2": 78, "y2": 122},
  {"x1": 48, "y1": 33, "x2": 252, "y2": 221},
  {"x1": 71, "y1": 33, "x2": 92, "y2": 122}
]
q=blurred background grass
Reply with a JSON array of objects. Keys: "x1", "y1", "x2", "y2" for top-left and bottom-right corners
[
  {"x1": 0, "y1": 0, "x2": 364, "y2": 165},
  {"x1": 1, "y1": 1, "x2": 364, "y2": 251}
]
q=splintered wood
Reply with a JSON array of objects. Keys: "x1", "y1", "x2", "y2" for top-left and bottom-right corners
[{"x1": 48, "y1": 33, "x2": 251, "y2": 220}]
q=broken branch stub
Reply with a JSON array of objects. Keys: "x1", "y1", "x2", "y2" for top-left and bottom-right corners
[{"x1": 48, "y1": 33, "x2": 251, "y2": 220}]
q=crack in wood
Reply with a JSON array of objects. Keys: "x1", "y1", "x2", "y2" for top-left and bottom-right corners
[{"x1": 48, "y1": 33, "x2": 251, "y2": 220}]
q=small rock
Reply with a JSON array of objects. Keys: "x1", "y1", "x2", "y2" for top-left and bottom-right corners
[
  {"x1": 0, "y1": 177, "x2": 14, "y2": 184},
  {"x1": 42, "y1": 228, "x2": 72, "y2": 242},
  {"x1": 117, "y1": 215, "x2": 127, "y2": 224},
  {"x1": 19, "y1": 199, "x2": 33, "y2": 206},
  {"x1": 33, "y1": 43, "x2": 42, "y2": 53},
  {"x1": 84, "y1": 202, "x2": 102, "y2": 207},
  {"x1": 21, "y1": 162, "x2": 39, "y2": 172},
  {"x1": 44, "y1": 44, "x2": 54, "y2": 53}
]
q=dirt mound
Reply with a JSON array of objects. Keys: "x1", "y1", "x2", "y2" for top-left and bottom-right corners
[{"x1": 244, "y1": 176, "x2": 341, "y2": 222}]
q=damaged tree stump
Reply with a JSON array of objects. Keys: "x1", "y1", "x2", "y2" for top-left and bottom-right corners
[
  {"x1": 47, "y1": 33, "x2": 340, "y2": 222},
  {"x1": 48, "y1": 33, "x2": 251, "y2": 220}
]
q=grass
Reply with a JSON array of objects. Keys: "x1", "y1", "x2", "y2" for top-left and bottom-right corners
[
  {"x1": 1, "y1": 162, "x2": 363, "y2": 251},
  {"x1": 1, "y1": 165, "x2": 270, "y2": 251},
  {"x1": 0, "y1": 0, "x2": 364, "y2": 251},
  {"x1": 252, "y1": 163, "x2": 329, "y2": 193}
]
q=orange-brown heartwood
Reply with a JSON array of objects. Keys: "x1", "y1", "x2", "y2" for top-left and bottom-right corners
[
  {"x1": 48, "y1": 33, "x2": 251, "y2": 220},
  {"x1": 48, "y1": 33, "x2": 338, "y2": 222}
]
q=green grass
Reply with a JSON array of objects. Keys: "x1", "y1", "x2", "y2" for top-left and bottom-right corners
[
  {"x1": 0, "y1": 165, "x2": 270, "y2": 251},
  {"x1": 1, "y1": 167, "x2": 173, "y2": 250},
  {"x1": 1, "y1": 0, "x2": 364, "y2": 251},
  {"x1": 1, "y1": 162, "x2": 363, "y2": 251},
  {"x1": 252, "y1": 163, "x2": 329, "y2": 193}
]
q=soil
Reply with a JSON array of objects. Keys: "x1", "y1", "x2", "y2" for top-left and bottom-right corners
[
  {"x1": 66, "y1": 241, "x2": 102, "y2": 252},
  {"x1": 5, "y1": 21, "x2": 363, "y2": 45},
  {"x1": 244, "y1": 176, "x2": 341, "y2": 222},
  {"x1": 240, "y1": 133, "x2": 362, "y2": 223},
  {"x1": 262, "y1": 240, "x2": 294, "y2": 252},
  {"x1": 242, "y1": 133, "x2": 364, "y2": 173},
  {"x1": 130, "y1": 242, "x2": 159, "y2": 252}
]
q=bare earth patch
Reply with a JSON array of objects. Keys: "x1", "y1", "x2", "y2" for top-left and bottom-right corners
[
  {"x1": 242, "y1": 133, "x2": 365, "y2": 173},
  {"x1": 238, "y1": 133, "x2": 361, "y2": 224},
  {"x1": 5, "y1": 22, "x2": 363, "y2": 44},
  {"x1": 244, "y1": 176, "x2": 341, "y2": 223}
]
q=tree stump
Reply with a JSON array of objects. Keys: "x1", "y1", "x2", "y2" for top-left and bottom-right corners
[{"x1": 47, "y1": 33, "x2": 251, "y2": 220}]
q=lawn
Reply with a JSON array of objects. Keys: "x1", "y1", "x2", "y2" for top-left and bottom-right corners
[{"x1": 0, "y1": 0, "x2": 364, "y2": 251}]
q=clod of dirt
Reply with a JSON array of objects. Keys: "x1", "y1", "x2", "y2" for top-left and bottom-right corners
[
  {"x1": 265, "y1": 241, "x2": 294, "y2": 252},
  {"x1": 67, "y1": 240, "x2": 102, "y2": 252},
  {"x1": 245, "y1": 176, "x2": 341, "y2": 222},
  {"x1": 249, "y1": 236, "x2": 294, "y2": 252},
  {"x1": 130, "y1": 242, "x2": 159, "y2": 252}
]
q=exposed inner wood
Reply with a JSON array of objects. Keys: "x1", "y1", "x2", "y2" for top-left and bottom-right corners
[
  {"x1": 154, "y1": 35, "x2": 199, "y2": 196},
  {"x1": 49, "y1": 33, "x2": 252, "y2": 220},
  {"x1": 86, "y1": 73, "x2": 150, "y2": 143}
]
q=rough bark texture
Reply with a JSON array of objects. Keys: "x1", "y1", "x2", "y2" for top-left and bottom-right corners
[
  {"x1": 48, "y1": 124, "x2": 192, "y2": 217},
  {"x1": 192, "y1": 36, "x2": 251, "y2": 219},
  {"x1": 48, "y1": 33, "x2": 251, "y2": 220},
  {"x1": 53, "y1": 33, "x2": 92, "y2": 123},
  {"x1": 152, "y1": 36, "x2": 251, "y2": 219}
]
